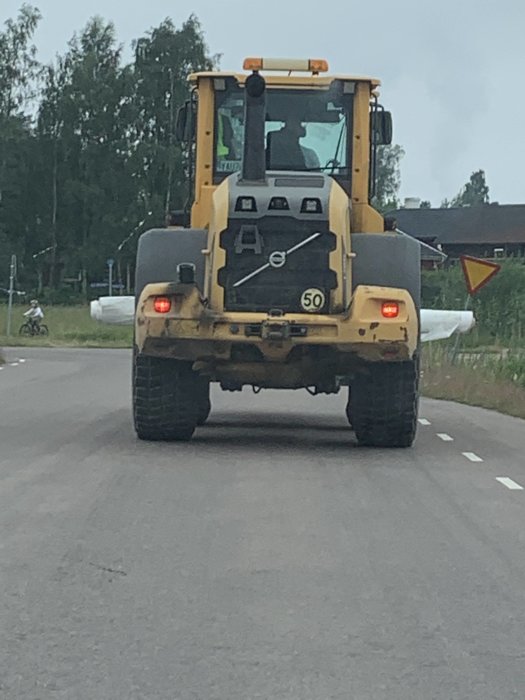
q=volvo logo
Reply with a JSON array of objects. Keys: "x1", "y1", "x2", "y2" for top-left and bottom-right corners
[{"x1": 269, "y1": 250, "x2": 286, "y2": 269}]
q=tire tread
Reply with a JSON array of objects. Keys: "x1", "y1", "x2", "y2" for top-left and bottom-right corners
[
  {"x1": 133, "y1": 354, "x2": 198, "y2": 441},
  {"x1": 351, "y1": 360, "x2": 419, "y2": 448}
]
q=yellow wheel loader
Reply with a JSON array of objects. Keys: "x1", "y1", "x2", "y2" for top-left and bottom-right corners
[{"x1": 133, "y1": 58, "x2": 420, "y2": 446}]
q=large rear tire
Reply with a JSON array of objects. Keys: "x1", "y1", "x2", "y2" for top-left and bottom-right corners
[
  {"x1": 350, "y1": 359, "x2": 419, "y2": 448},
  {"x1": 133, "y1": 354, "x2": 199, "y2": 441},
  {"x1": 196, "y1": 377, "x2": 211, "y2": 426}
]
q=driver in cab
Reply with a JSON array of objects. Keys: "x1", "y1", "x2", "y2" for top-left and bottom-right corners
[{"x1": 266, "y1": 116, "x2": 320, "y2": 171}]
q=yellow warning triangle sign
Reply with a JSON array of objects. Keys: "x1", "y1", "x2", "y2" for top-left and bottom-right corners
[{"x1": 460, "y1": 255, "x2": 501, "y2": 295}]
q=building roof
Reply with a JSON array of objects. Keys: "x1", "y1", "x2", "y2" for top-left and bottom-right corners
[{"x1": 388, "y1": 204, "x2": 525, "y2": 245}]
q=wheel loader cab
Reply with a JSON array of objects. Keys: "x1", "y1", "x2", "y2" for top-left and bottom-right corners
[{"x1": 188, "y1": 59, "x2": 390, "y2": 234}]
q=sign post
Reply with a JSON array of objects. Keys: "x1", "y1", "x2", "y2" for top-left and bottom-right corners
[
  {"x1": 6, "y1": 255, "x2": 16, "y2": 337},
  {"x1": 450, "y1": 255, "x2": 501, "y2": 362},
  {"x1": 106, "y1": 258, "x2": 115, "y2": 297}
]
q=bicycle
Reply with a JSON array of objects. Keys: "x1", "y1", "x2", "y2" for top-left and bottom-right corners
[{"x1": 19, "y1": 319, "x2": 49, "y2": 337}]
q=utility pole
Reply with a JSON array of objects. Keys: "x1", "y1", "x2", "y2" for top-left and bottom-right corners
[
  {"x1": 6, "y1": 254, "x2": 16, "y2": 337},
  {"x1": 107, "y1": 258, "x2": 114, "y2": 297}
]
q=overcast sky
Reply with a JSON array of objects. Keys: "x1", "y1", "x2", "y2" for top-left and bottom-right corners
[{"x1": 2, "y1": 0, "x2": 524, "y2": 206}]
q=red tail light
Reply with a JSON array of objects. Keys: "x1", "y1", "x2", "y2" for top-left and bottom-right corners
[
  {"x1": 154, "y1": 296, "x2": 172, "y2": 314},
  {"x1": 381, "y1": 301, "x2": 399, "y2": 318}
]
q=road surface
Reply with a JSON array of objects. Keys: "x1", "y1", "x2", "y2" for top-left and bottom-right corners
[{"x1": 1, "y1": 347, "x2": 525, "y2": 699}]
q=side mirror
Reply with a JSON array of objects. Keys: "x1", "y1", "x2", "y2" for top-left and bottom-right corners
[
  {"x1": 176, "y1": 101, "x2": 194, "y2": 142},
  {"x1": 167, "y1": 210, "x2": 190, "y2": 227},
  {"x1": 370, "y1": 110, "x2": 393, "y2": 145}
]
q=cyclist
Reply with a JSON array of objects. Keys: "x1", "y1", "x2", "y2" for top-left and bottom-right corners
[{"x1": 23, "y1": 299, "x2": 44, "y2": 333}]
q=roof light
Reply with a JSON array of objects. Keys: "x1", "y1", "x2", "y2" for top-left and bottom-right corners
[
  {"x1": 235, "y1": 196, "x2": 257, "y2": 212},
  {"x1": 309, "y1": 59, "x2": 329, "y2": 73},
  {"x1": 243, "y1": 57, "x2": 329, "y2": 73},
  {"x1": 269, "y1": 196, "x2": 289, "y2": 211},
  {"x1": 243, "y1": 57, "x2": 263, "y2": 71},
  {"x1": 381, "y1": 301, "x2": 399, "y2": 319},
  {"x1": 154, "y1": 296, "x2": 172, "y2": 314},
  {"x1": 301, "y1": 198, "x2": 323, "y2": 214}
]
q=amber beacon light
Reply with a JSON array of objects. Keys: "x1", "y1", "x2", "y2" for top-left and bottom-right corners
[{"x1": 243, "y1": 57, "x2": 329, "y2": 73}]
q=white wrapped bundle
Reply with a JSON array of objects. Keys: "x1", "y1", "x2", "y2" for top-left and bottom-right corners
[
  {"x1": 420, "y1": 309, "x2": 475, "y2": 342},
  {"x1": 90, "y1": 296, "x2": 135, "y2": 325}
]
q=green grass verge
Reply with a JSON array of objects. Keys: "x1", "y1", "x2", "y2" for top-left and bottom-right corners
[
  {"x1": 422, "y1": 343, "x2": 525, "y2": 420},
  {"x1": 0, "y1": 304, "x2": 133, "y2": 348}
]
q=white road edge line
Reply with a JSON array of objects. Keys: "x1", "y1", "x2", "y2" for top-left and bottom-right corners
[
  {"x1": 496, "y1": 477, "x2": 524, "y2": 491},
  {"x1": 462, "y1": 452, "x2": 484, "y2": 463},
  {"x1": 418, "y1": 418, "x2": 431, "y2": 426},
  {"x1": 437, "y1": 433, "x2": 454, "y2": 442}
]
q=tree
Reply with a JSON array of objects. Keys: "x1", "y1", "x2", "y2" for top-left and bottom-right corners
[
  {"x1": 0, "y1": 4, "x2": 41, "y2": 118},
  {"x1": 372, "y1": 144, "x2": 404, "y2": 213},
  {"x1": 419, "y1": 200, "x2": 431, "y2": 209},
  {"x1": 131, "y1": 16, "x2": 215, "y2": 222},
  {"x1": 450, "y1": 169, "x2": 490, "y2": 207},
  {"x1": 33, "y1": 17, "x2": 136, "y2": 291},
  {"x1": 0, "y1": 4, "x2": 41, "y2": 286}
]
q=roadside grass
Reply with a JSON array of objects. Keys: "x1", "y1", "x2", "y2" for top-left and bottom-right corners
[
  {"x1": 422, "y1": 343, "x2": 525, "y2": 420},
  {"x1": 0, "y1": 304, "x2": 133, "y2": 348}
]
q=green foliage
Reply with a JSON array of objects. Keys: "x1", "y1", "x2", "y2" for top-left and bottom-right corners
[
  {"x1": 372, "y1": 144, "x2": 404, "y2": 213},
  {"x1": 0, "y1": 303, "x2": 132, "y2": 346},
  {"x1": 442, "y1": 169, "x2": 490, "y2": 208},
  {"x1": 0, "y1": 4, "x2": 41, "y2": 118},
  {"x1": 0, "y1": 8, "x2": 215, "y2": 298}
]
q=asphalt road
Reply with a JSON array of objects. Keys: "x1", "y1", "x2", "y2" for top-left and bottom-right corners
[{"x1": 1, "y1": 347, "x2": 525, "y2": 699}]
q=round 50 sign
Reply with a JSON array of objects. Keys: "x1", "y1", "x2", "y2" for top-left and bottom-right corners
[{"x1": 301, "y1": 288, "x2": 325, "y2": 313}]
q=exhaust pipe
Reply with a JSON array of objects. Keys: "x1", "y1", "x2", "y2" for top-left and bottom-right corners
[{"x1": 241, "y1": 72, "x2": 267, "y2": 183}]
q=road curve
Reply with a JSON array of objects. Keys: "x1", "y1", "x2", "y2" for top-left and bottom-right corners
[{"x1": 1, "y1": 347, "x2": 525, "y2": 699}]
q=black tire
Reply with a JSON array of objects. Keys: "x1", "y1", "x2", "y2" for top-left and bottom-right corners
[
  {"x1": 350, "y1": 359, "x2": 419, "y2": 447},
  {"x1": 345, "y1": 388, "x2": 354, "y2": 428},
  {"x1": 133, "y1": 353, "x2": 199, "y2": 441},
  {"x1": 135, "y1": 228, "x2": 207, "y2": 302},
  {"x1": 351, "y1": 232, "x2": 421, "y2": 308},
  {"x1": 196, "y1": 377, "x2": 211, "y2": 426},
  {"x1": 19, "y1": 323, "x2": 32, "y2": 336},
  {"x1": 39, "y1": 324, "x2": 49, "y2": 336}
]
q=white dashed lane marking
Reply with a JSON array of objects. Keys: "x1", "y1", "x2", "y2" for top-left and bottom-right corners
[
  {"x1": 10, "y1": 363, "x2": 19, "y2": 367},
  {"x1": 496, "y1": 477, "x2": 524, "y2": 491},
  {"x1": 463, "y1": 452, "x2": 484, "y2": 463},
  {"x1": 437, "y1": 433, "x2": 454, "y2": 442},
  {"x1": 418, "y1": 419, "x2": 431, "y2": 426}
]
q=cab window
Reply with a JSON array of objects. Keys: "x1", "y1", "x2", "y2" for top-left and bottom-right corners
[{"x1": 214, "y1": 84, "x2": 353, "y2": 185}]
